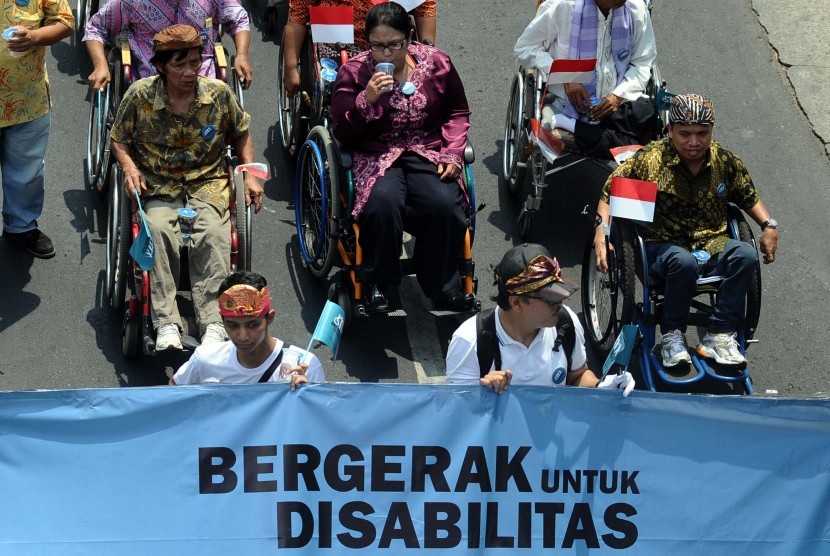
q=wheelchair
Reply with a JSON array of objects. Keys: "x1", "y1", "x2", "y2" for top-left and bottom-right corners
[
  {"x1": 105, "y1": 147, "x2": 253, "y2": 357},
  {"x1": 580, "y1": 206, "x2": 762, "y2": 394},
  {"x1": 87, "y1": 27, "x2": 244, "y2": 197},
  {"x1": 501, "y1": 0, "x2": 666, "y2": 238}
]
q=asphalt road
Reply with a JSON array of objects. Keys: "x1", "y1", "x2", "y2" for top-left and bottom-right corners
[{"x1": 1, "y1": 0, "x2": 827, "y2": 397}]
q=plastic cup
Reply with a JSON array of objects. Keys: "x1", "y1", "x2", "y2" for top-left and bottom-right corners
[
  {"x1": 375, "y1": 62, "x2": 394, "y2": 90},
  {"x1": 278, "y1": 346, "x2": 303, "y2": 380},
  {"x1": 177, "y1": 207, "x2": 197, "y2": 241},
  {"x1": 320, "y1": 57, "x2": 339, "y2": 71},
  {"x1": 3, "y1": 27, "x2": 24, "y2": 58}
]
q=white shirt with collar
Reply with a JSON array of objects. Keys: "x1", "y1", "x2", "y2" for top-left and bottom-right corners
[
  {"x1": 445, "y1": 305, "x2": 588, "y2": 387},
  {"x1": 512, "y1": 0, "x2": 656, "y2": 105}
]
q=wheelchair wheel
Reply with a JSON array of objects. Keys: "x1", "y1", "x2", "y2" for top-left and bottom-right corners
[
  {"x1": 227, "y1": 54, "x2": 245, "y2": 110},
  {"x1": 233, "y1": 171, "x2": 252, "y2": 272},
  {"x1": 278, "y1": 31, "x2": 300, "y2": 154},
  {"x1": 648, "y1": 64, "x2": 669, "y2": 135},
  {"x1": 106, "y1": 165, "x2": 131, "y2": 310},
  {"x1": 502, "y1": 71, "x2": 528, "y2": 196},
  {"x1": 737, "y1": 217, "x2": 762, "y2": 341},
  {"x1": 295, "y1": 125, "x2": 340, "y2": 279},
  {"x1": 122, "y1": 313, "x2": 141, "y2": 358},
  {"x1": 581, "y1": 221, "x2": 635, "y2": 353},
  {"x1": 86, "y1": 84, "x2": 109, "y2": 193}
]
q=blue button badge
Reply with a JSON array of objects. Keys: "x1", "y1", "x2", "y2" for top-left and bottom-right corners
[
  {"x1": 618, "y1": 49, "x2": 629, "y2": 61},
  {"x1": 716, "y1": 182, "x2": 727, "y2": 197},
  {"x1": 201, "y1": 125, "x2": 216, "y2": 140},
  {"x1": 551, "y1": 367, "x2": 567, "y2": 385},
  {"x1": 401, "y1": 81, "x2": 416, "y2": 96}
]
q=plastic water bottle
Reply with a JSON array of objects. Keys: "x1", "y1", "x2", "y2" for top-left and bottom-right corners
[{"x1": 691, "y1": 249, "x2": 710, "y2": 274}]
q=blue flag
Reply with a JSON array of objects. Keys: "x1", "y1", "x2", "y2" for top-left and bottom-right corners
[
  {"x1": 602, "y1": 324, "x2": 639, "y2": 377},
  {"x1": 129, "y1": 195, "x2": 155, "y2": 271},
  {"x1": 308, "y1": 301, "x2": 346, "y2": 359}
]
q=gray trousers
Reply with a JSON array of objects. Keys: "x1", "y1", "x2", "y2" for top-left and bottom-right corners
[{"x1": 144, "y1": 197, "x2": 230, "y2": 335}]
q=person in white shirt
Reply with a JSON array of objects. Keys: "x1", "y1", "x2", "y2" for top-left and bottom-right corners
[
  {"x1": 513, "y1": 0, "x2": 658, "y2": 158},
  {"x1": 171, "y1": 271, "x2": 325, "y2": 387},
  {"x1": 446, "y1": 243, "x2": 634, "y2": 396}
]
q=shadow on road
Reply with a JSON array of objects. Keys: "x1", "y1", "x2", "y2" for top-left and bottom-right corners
[{"x1": 0, "y1": 246, "x2": 38, "y2": 336}]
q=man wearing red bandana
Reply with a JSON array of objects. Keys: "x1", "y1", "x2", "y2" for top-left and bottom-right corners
[{"x1": 172, "y1": 271, "x2": 325, "y2": 386}]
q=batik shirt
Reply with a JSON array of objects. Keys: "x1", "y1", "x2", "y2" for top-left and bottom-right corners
[
  {"x1": 110, "y1": 75, "x2": 250, "y2": 212},
  {"x1": 0, "y1": 0, "x2": 73, "y2": 127},
  {"x1": 289, "y1": 0, "x2": 435, "y2": 56},
  {"x1": 331, "y1": 42, "x2": 470, "y2": 217},
  {"x1": 601, "y1": 137, "x2": 760, "y2": 254},
  {"x1": 83, "y1": 0, "x2": 250, "y2": 80}
]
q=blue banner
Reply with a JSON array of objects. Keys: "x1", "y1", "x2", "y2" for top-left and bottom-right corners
[{"x1": 0, "y1": 384, "x2": 827, "y2": 554}]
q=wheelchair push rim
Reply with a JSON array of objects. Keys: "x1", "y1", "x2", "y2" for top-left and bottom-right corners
[{"x1": 294, "y1": 125, "x2": 340, "y2": 279}]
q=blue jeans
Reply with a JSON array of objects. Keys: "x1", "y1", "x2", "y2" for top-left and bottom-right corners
[
  {"x1": 646, "y1": 240, "x2": 758, "y2": 334},
  {"x1": 0, "y1": 112, "x2": 51, "y2": 233}
]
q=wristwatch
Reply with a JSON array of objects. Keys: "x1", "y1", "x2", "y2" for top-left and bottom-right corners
[{"x1": 761, "y1": 218, "x2": 778, "y2": 231}]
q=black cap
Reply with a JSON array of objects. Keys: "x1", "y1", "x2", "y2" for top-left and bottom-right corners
[{"x1": 494, "y1": 243, "x2": 578, "y2": 303}]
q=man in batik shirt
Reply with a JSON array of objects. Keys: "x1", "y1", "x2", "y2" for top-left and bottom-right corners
[
  {"x1": 592, "y1": 93, "x2": 778, "y2": 368},
  {"x1": 1, "y1": 0, "x2": 73, "y2": 258},
  {"x1": 110, "y1": 25, "x2": 263, "y2": 351}
]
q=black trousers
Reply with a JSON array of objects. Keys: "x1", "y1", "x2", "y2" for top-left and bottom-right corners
[
  {"x1": 358, "y1": 153, "x2": 467, "y2": 301},
  {"x1": 574, "y1": 98, "x2": 660, "y2": 159}
]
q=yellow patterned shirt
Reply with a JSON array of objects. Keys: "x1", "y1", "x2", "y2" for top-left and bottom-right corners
[
  {"x1": 601, "y1": 137, "x2": 760, "y2": 254},
  {"x1": 0, "y1": 0, "x2": 74, "y2": 127},
  {"x1": 110, "y1": 75, "x2": 251, "y2": 212}
]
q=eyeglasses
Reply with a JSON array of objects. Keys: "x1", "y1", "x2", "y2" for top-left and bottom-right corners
[
  {"x1": 369, "y1": 39, "x2": 407, "y2": 53},
  {"x1": 522, "y1": 295, "x2": 562, "y2": 309}
]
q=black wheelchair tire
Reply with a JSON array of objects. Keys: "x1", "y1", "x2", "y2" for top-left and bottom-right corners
[
  {"x1": 295, "y1": 125, "x2": 340, "y2": 279},
  {"x1": 502, "y1": 72, "x2": 527, "y2": 196},
  {"x1": 581, "y1": 221, "x2": 636, "y2": 353},
  {"x1": 86, "y1": 82, "x2": 108, "y2": 192},
  {"x1": 227, "y1": 54, "x2": 245, "y2": 110},
  {"x1": 233, "y1": 171, "x2": 251, "y2": 272},
  {"x1": 328, "y1": 280, "x2": 352, "y2": 330},
  {"x1": 738, "y1": 218, "x2": 762, "y2": 342},
  {"x1": 107, "y1": 165, "x2": 130, "y2": 311},
  {"x1": 278, "y1": 31, "x2": 300, "y2": 154},
  {"x1": 122, "y1": 313, "x2": 141, "y2": 358}
]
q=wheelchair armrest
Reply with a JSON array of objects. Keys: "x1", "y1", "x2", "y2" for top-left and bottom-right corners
[
  {"x1": 463, "y1": 140, "x2": 475, "y2": 164},
  {"x1": 333, "y1": 137, "x2": 353, "y2": 170}
]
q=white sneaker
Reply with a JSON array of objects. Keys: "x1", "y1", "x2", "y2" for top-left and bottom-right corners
[
  {"x1": 201, "y1": 322, "x2": 228, "y2": 345},
  {"x1": 156, "y1": 323, "x2": 183, "y2": 351},
  {"x1": 697, "y1": 332, "x2": 746, "y2": 366},
  {"x1": 660, "y1": 330, "x2": 691, "y2": 368}
]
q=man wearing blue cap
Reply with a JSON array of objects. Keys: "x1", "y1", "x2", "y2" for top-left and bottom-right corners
[{"x1": 592, "y1": 93, "x2": 779, "y2": 368}]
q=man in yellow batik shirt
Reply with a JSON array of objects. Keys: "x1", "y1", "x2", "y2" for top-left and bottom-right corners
[{"x1": 1, "y1": 0, "x2": 73, "y2": 258}]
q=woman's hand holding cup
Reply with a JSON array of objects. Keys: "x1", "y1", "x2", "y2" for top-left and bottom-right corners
[{"x1": 366, "y1": 64, "x2": 395, "y2": 104}]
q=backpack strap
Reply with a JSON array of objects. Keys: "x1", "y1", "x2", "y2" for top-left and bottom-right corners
[
  {"x1": 475, "y1": 309, "x2": 501, "y2": 378},
  {"x1": 552, "y1": 307, "x2": 576, "y2": 372},
  {"x1": 258, "y1": 348, "x2": 285, "y2": 383}
]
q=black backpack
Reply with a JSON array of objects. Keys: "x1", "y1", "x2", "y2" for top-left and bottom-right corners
[{"x1": 475, "y1": 307, "x2": 576, "y2": 378}]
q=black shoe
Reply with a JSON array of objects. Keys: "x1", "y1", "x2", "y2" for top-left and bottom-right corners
[
  {"x1": 4, "y1": 229, "x2": 56, "y2": 259},
  {"x1": 366, "y1": 284, "x2": 389, "y2": 314},
  {"x1": 434, "y1": 292, "x2": 475, "y2": 312}
]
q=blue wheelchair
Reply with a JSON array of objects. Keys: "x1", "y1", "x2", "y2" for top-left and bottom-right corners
[{"x1": 581, "y1": 206, "x2": 761, "y2": 394}]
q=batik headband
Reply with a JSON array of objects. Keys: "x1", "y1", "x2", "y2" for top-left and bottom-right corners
[
  {"x1": 669, "y1": 93, "x2": 715, "y2": 126},
  {"x1": 498, "y1": 255, "x2": 564, "y2": 296},
  {"x1": 218, "y1": 284, "x2": 271, "y2": 317},
  {"x1": 153, "y1": 24, "x2": 203, "y2": 53}
]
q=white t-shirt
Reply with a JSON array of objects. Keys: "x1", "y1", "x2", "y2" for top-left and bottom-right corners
[
  {"x1": 445, "y1": 305, "x2": 588, "y2": 387},
  {"x1": 173, "y1": 339, "x2": 326, "y2": 385},
  {"x1": 512, "y1": 0, "x2": 656, "y2": 103}
]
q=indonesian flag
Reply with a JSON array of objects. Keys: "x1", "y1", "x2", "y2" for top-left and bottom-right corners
[
  {"x1": 371, "y1": 0, "x2": 426, "y2": 11},
  {"x1": 547, "y1": 58, "x2": 596, "y2": 84},
  {"x1": 609, "y1": 176, "x2": 658, "y2": 222},
  {"x1": 530, "y1": 118, "x2": 564, "y2": 163},
  {"x1": 236, "y1": 163, "x2": 270, "y2": 180},
  {"x1": 309, "y1": 6, "x2": 354, "y2": 44},
  {"x1": 609, "y1": 145, "x2": 643, "y2": 165}
]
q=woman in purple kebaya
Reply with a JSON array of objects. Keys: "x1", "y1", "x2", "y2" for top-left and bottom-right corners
[{"x1": 331, "y1": 1, "x2": 473, "y2": 314}]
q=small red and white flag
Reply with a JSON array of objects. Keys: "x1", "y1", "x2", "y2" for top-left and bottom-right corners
[
  {"x1": 371, "y1": 0, "x2": 426, "y2": 11},
  {"x1": 610, "y1": 176, "x2": 658, "y2": 222},
  {"x1": 547, "y1": 58, "x2": 597, "y2": 84},
  {"x1": 236, "y1": 163, "x2": 270, "y2": 180},
  {"x1": 309, "y1": 6, "x2": 354, "y2": 44},
  {"x1": 609, "y1": 145, "x2": 643, "y2": 165},
  {"x1": 530, "y1": 118, "x2": 564, "y2": 163}
]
